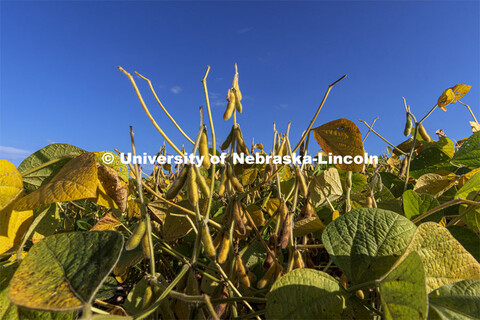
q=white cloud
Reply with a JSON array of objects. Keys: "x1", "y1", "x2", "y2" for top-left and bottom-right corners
[
  {"x1": 171, "y1": 86, "x2": 182, "y2": 94},
  {"x1": 238, "y1": 27, "x2": 253, "y2": 34},
  {"x1": 0, "y1": 146, "x2": 31, "y2": 160},
  {"x1": 47, "y1": 139, "x2": 58, "y2": 144}
]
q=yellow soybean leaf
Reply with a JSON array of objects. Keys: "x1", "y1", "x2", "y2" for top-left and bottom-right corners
[
  {"x1": 312, "y1": 118, "x2": 365, "y2": 172},
  {"x1": 451, "y1": 84, "x2": 471, "y2": 103},
  {"x1": 0, "y1": 201, "x2": 33, "y2": 254},
  {"x1": 413, "y1": 173, "x2": 458, "y2": 198},
  {"x1": 404, "y1": 222, "x2": 480, "y2": 292},
  {"x1": 0, "y1": 160, "x2": 23, "y2": 210},
  {"x1": 13, "y1": 153, "x2": 98, "y2": 211},
  {"x1": 437, "y1": 88, "x2": 455, "y2": 111}
]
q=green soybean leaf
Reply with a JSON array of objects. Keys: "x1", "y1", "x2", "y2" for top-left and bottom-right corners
[
  {"x1": 452, "y1": 132, "x2": 480, "y2": 169},
  {"x1": 8, "y1": 231, "x2": 124, "y2": 311},
  {"x1": 428, "y1": 279, "x2": 480, "y2": 320},
  {"x1": 409, "y1": 148, "x2": 453, "y2": 179},
  {"x1": 402, "y1": 190, "x2": 444, "y2": 223},
  {"x1": 404, "y1": 222, "x2": 480, "y2": 292},
  {"x1": 435, "y1": 137, "x2": 455, "y2": 158},
  {"x1": 380, "y1": 172, "x2": 405, "y2": 198},
  {"x1": 265, "y1": 268, "x2": 346, "y2": 319},
  {"x1": 455, "y1": 171, "x2": 480, "y2": 233},
  {"x1": 379, "y1": 252, "x2": 428, "y2": 320},
  {"x1": 18, "y1": 143, "x2": 86, "y2": 191},
  {"x1": 322, "y1": 208, "x2": 416, "y2": 284},
  {"x1": 447, "y1": 226, "x2": 480, "y2": 262}
]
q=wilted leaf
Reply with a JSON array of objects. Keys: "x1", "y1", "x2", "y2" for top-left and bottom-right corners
[
  {"x1": 265, "y1": 268, "x2": 346, "y2": 319},
  {"x1": 379, "y1": 252, "x2": 427, "y2": 320},
  {"x1": 309, "y1": 167, "x2": 343, "y2": 208},
  {"x1": 413, "y1": 173, "x2": 458, "y2": 198},
  {"x1": 428, "y1": 279, "x2": 480, "y2": 320},
  {"x1": 437, "y1": 88, "x2": 455, "y2": 111},
  {"x1": 402, "y1": 190, "x2": 443, "y2": 223},
  {"x1": 163, "y1": 200, "x2": 194, "y2": 242},
  {"x1": 8, "y1": 231, "x2": 124, "y2": 311},
  {"x1": 458, "y1": 168, "x2": 480, "y2": 189},
  {"x1": 322, "y1": 208, "x2": 416, "y2": 284},
  {"x1": 94, "y1": 151, "x2": 129, "y2": 183},
  {"x1": 18, "y1": 143, "x2": 86, "y2": 191},
  {"x1": 312, "y1": 118, "x2": 365, "y2": 172},
  {"x1": 293, "y1": 216, "x2": 325, "y2": 237},
  {"x1": 90, "y1": 212, "x2": 121, "y2": 231},
  {"x1": 452, "y1": 132, "x2": 480, "y2": 169},
  {"x1": 0, "y1": 160, "x2": 23, "y2": 210},
  {"x1": 451, "y1": 84, "x2": 472, "y2": 103},
  {"x1": 471, "y1": 121, "x2": 480, "y2": 133},
  {"x1": 147, "y1": 200, "x2": 168, "y2": 224},
  {"x1": 97, "y1": 163, "x2": 128, "y2": 212},
  {"x1": 404, "y1": 222, "x2": 480, "y2": 292},
  {"x1": 14, "y1": 153, "x2": 99, "y2": 211}
]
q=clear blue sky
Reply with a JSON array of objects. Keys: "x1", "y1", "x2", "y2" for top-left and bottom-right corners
[{"x1": 1, "y1": 1, "x2": 479, "y2": 168}]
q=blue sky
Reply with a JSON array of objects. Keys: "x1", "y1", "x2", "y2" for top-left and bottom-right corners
[{"x1": 1, "y1": 1, "x2": 479, "y2": 168}]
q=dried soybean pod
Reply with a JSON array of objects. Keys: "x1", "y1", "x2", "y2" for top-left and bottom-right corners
[
  {"x1": 299, "y1": 199, "x2": 314, "y2": 220},
  {"x1": 221, "y1": 126, "x2": 235, "y2": 150},
  {"x1": 194, "y1": 166, "x2": 210, "y2": 198},
  {"x1": 141, "y1": 233, "x2": 151, "y2": 259},
  {"x1": 218, "y1": 167, "x2": 228, "y2": 196},
  {"x1": 296, "y1": 168, "x2": 308, "y2": 196},
  {"x1": 235, "y1": 255, "x2": 250, "y2": 287},
  {"x1": 201, "y1": 223, "x2": 216, "y2": 260},
  {"x1": 234, "y1": 125, "x2": 249, "y2": 155},
  {"x1": 199, "y1": 128, "x2": 211, "y2": 169},
  {"x1": 276, "y1": 199, "x2": 289, "y2": 224},
  {"x1": 293, "y1": 250, "x2": 305, "y2": 269},
  {"x1": 263, "y1": 235, "x2": 277, "y2": 269},
  {"x1": 217, "y1": 231, "x2": 231, "y2": 264},
  {"x1": 223, "y1": 89, "x2": 236, "y2": 121},
  {"x1": 404, "y1": 113, "x2": 413, "y2": 136},
  {"x1": 126, "y1": 219, "x2": 147, "y2": 251},
  {"x1": 418, "y1": 123, "x2": 432, "y2": 142},
  {"x1": 257, "y1": 262, "x2": 277, "y2": 289},
  {"x1": 263, "y1": 163, "x2": 273, "y2": 181},
  {"x1": 279, "y1": 212, "x2": 292, "y2": 249},
  {"x1": 187, "y1": 165, "x2": 198, "y2": 207},
  {"x1": 165, "y1": 165, "x2": 189, "y2": 199},
  {"x1": 233, "y1": 200, "x2": 246, "y2": 235},
  {"x1": 277, "y1": 138, "x2": 287, "y2": 157},
  {"x1": 228, "y1": 166, "x2": 244, "y2": 193},
  {"x1": 247, "y1": 270, "x2": 257, "y2": 283},
  {"x1": 213, "y1": 229, "x2": 224, "y2": 250}
]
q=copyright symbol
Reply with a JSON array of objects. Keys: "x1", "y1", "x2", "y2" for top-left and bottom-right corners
[{"x1": 102, "y1": 152, "x2": 115, "y2": 165}]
